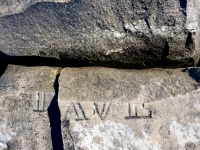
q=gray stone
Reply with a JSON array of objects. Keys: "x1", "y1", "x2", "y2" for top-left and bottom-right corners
[
  {"x1": 0, "y1": 65, "x2": 61, "y2": 150},
  {"x1": 0, "y1": 0, "x2": 200, "y2": 67},
  {"x1": 0, "y1": 0, "x2": 71, "y2": 17},
  {"x1": 58, "y1": 67, "x2": 200, "y2": 149}
]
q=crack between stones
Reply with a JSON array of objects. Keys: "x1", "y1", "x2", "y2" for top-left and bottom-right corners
[
  {"x1": 0, "y1": 51, "x2": 196, "y2": 70},
  {"x1": 47, "y1": 70, "x2": 64, "y2": 150}
]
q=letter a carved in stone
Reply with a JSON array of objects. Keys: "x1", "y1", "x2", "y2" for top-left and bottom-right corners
[{"x1": 73, "y1": 102, "x2": 89, "y2": 121}]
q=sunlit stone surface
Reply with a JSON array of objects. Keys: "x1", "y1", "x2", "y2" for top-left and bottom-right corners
[{"x1": 59, "y1": 67, "x2": 200, "y2": 149}]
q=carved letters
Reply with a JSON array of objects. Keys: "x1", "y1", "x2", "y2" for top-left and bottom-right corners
[
  {"x1": 67, "y1": 102, "x2": 152, "y2": 121},
  {"x1": 125, "y1": 103, "x2": 152, "y2": 119},
  {"x1": 93, "y1": 103, "x2": 111, "y2": 120},
  {"x1": 73, "y1": 102, "x2": 89, "y2": 121},
  {"x1": 33, "y1": 92, "x2": 45, "y2": 112}
]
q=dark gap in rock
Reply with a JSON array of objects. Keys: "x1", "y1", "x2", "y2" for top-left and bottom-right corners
[
  {"x1": 179, "y1": 0, "x2": 187, "y2": 9},
  {"x1": 0, "y1": 51, "x2": 8, "y2": 77},
  {"x1": 185, "y1": 32, "x2": 194, "y2": 49},
  {"x1": 61, "y1": 58, "x2": 195, "y2": 69},
  {"x1": 0, "y1": 51, "x2": 195, "y2": 70},
  {"x1": 0, "y1": 59, "x2": 7, "y2": 77},
  {"x1": 61, "y1": 58, "x2": 150, "y2": 69},
  {"x1": 123, "y1": 26, "x2": 132, "y2": 35},
  {"x1": 161, "y1": 41, "x2": 169, "y2": 60},
  {"x1": 197, "y1": 60, "x2": 200, "y2": 67},
  {"x1": 9, "y1": 56, "x2": 60, "y2": 66},
  {"x1": 144, "y1": 19, "x2": 150, "y2": 29},
  {"x1": 0, "y1": 51, "x2": 61, "y2": 66},
  {"x1": 144, "y1": 18, "x2": 152, "y2": 34},
  {"x1": 48, "y1": 74, "x2": 64, "y2": 150},
  {"x1": 182, "y1": 68, "x2": 200, "y2": 85}
]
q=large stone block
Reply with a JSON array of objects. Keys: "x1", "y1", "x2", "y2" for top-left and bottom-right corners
[
  {"x1": 0, "y1": 65, "x2": 61, "y2": 150},
  {"x1": 0, "y1": 0, "x2": 200, "y2": 67},
  {"x1": 58, "y1": 67, "x2": 200, "y2": 149}
]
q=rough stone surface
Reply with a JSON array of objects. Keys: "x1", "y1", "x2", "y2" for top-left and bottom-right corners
[
  {"x1": 58, "y1": 67, "x2": 200, "y2": 150},
  {"x1": 0, "y1": 0, "x2": 200, "y2": 67},
  {"x1": 0, "y1": 65, "x2": 61, "y2": 150},
  {"x1": 0, "y1": 0, "x2": 71, "y2": 17}
]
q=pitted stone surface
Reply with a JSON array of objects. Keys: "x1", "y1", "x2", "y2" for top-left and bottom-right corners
[
  {"x1": 0, "y1": 0, "x2": 200, "y2": 67},
  {"x1": 0, "y1": 0, "x2": 71, "y2": 17},
  {"x1": 58, "y1": 67, "x2": 200, "y2": 150},
  {"x1": 59, "y1": 67, "x2": 198, "y2": 103},
  {"x1": 0, "y1": 65, "x2": 61, "y2": 150}
]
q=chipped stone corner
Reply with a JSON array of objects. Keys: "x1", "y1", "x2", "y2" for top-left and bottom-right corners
[{"x1": 0, "y1": 125, "x2": 16, "y2": 150}]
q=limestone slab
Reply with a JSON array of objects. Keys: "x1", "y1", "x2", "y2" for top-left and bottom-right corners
[
  {"x1": 59, "y1": 67, "x2": 200, "y2": 150},
  {"x1": 0, "y1": 65, "x2": 61, "y2": 150}
]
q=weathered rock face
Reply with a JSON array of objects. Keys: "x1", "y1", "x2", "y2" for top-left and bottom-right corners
[
  {"x1": 0, "y1": 0, "x2": 70, "y2": 17},
  {"x1": 58, "y1": 67, "x2": 200, "y2": 150},
  {"x1": 0, "y1": 65, "x2": 61, "y2": 150},
  {"x1": 0, "y1": 0, "x2": 200, "y2": 68}
]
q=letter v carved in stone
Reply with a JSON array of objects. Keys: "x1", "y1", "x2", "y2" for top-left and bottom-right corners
[{"x1": 93, "y1": 102, "x2": 111, "y2": 120}]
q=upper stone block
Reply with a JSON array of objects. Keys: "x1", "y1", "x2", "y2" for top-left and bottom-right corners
[{"x1": 0, "y1": 0, "x2": 200, "y2": 68}]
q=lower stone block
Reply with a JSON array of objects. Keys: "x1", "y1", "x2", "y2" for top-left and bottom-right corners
[{"x1": 59, "y1": 67, "x2": 200, "y2": 150}]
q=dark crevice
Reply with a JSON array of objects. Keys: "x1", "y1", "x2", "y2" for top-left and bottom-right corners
[
  {"x1": 144, "y1": 18, "x2": 152, "y2": 35},
  {"x1": 48, "y1": 74, "x2": 64, "y2": 150},
  {"x1": 179, "y1": 0, "x2": 187, "y2": 16},
  {"x1": 161, "y1": 41, "x2": 169, "y2": 60},
  {"x1": 179, "y1": 0, "x2": 187, "y2": 9},
  {"x1": 0, "y1": 51, "x2": 61, "y2": 67},
  {"x1": 0, "y1": 59, "x2": 7, "y2": 77},
  {"x1": 144, "y1": 19, "x2": 151, "y2": 29},
  {"x1": 0, "y1": 51, "x2": 8, "y2": 77},
  {"x1": 182, "y1": 68, "x2": 200, "y2": 85},
  {"x1": 185, "y1": 32, "x2": 194, "y2": 49},
  {"x1": 123, "y1": 26, "x2": 132, "y2": 35},
  {"x1": 0, "y1": 50, "x2": 196, "y2": 70}
]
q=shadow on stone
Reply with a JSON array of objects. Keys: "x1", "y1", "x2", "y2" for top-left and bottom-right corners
[
  {"x1": 179, "y1": 0, "x2": 187, "y2": 9},
  {"x1": 0, "y1": 59, "x2": 7, "y2": 77},
  {"x1": 182, "y1": 68, "x2": 200, "y2": 84},
  {"x1": 0, "y1": 51, "x2": 196, "y2": 69},
  {"x1": 0, "y1": 51, "x2": 61, "y2": 67},
  {"x1": 0, "y1": 50, "x2": 196, "y2": 69},
  {"x1": 48, "y1": 74, "x2": 64, "y2": 150},
  {"x1": 0, "y1": 51, "x2": 8, "y2": 77}
]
